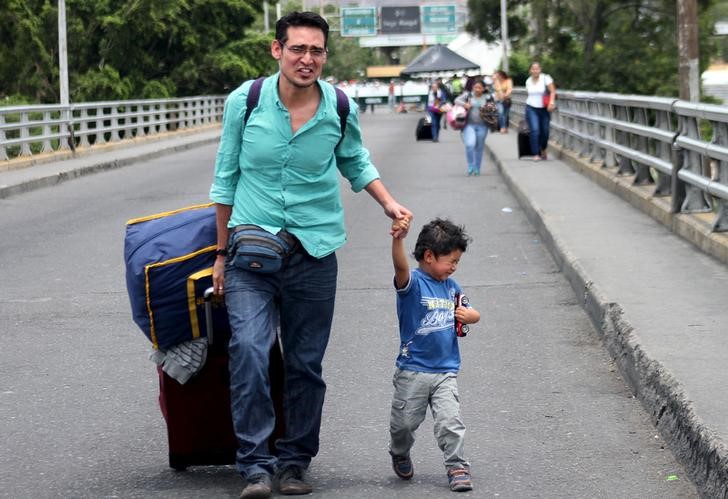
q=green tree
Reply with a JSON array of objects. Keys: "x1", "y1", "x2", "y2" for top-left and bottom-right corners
[
  {"x1": 0, "y1": 0, "x2": 272, "y2": 103},
  {"x1": 466, "y1": 0, "x2": 718, "y2": 96}
]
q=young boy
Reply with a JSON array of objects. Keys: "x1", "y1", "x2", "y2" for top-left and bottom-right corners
[{"x1": 388, "y1": 217, "x2": 481, "y2": 492}]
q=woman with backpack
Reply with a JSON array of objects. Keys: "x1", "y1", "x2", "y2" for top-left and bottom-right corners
[
  {"x1": 525, "y1": 61, "x2": 557, "y2": 160},
  {"x1": 454, "y1": 79, "x2": 495, "y2": 176}
]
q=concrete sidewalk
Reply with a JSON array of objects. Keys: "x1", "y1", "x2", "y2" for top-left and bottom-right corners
[
  {"x1": 485, "y1": 132, "x2": 728, "y2": 498},
  {"x1": 1, "y1": 126, "x2": 726, "y2": 497}
]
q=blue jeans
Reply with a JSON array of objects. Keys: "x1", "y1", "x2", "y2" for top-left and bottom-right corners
[
  {"x1": 428, "y1": 110, "x2": 442, "y2": 141},
  {"x1": 462, "y1": 123, "x2": 488, "y2": 174},
  {"x1": 224, "y1": 245, "x2": 338, "y2": 479},
  {"x1": 497, "y1": 101, "x2": 510, "y2": 130},
  {"x1": 525, "y1": 105, "x2": 551, "y2": 156}
]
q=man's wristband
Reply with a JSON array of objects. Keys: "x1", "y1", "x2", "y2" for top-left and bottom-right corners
[{"x1": 215, "y1": 248, "x2": 228, "y2": 257}]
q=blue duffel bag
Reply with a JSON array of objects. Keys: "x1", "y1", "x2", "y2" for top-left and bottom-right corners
[{"x1": 124, "y1": 203, "x2": 228, "y2": 350}]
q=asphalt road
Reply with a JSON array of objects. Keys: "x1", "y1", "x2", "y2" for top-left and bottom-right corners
[{"x1": 0, "y1": 112, "x2": 697, "y2": 498}]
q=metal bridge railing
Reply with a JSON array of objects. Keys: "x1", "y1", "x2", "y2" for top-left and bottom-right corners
[
  {"x1": 3, "y1": 91, "x2": 727, "y2": 232},
  {"x1": 0, "y1": 96, "x2": 225, "y2": 162},
  {"x1": 511, "y1": 89, "x2": 728, "y2": 232}
]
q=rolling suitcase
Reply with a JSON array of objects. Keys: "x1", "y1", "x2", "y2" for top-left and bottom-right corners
[
  {"x1": 415, "y1": 116, "x2": 433, "y2": 141},
  {"x1": 158, "y1": 287, "x2": 285, "y2": 471},
  {"x1": 517, "y1": 120, "x2": 532, "y2": 158}
]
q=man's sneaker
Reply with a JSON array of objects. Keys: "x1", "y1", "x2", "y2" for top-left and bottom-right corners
[
  {"x1": 447, "y1": 467, "x2": 473, "y2": 492},
  {"x1": 390, "y1": 451, "x2": 414, "y2": 480},
  {"x1": 240, "y1": 473, "x2": 272, "y2": 499},
  {"x1": 277, "y1": 465, "x2": 313, "y2": 495}
]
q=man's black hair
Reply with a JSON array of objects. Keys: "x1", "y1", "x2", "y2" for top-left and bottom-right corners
[
  {"x1": 275, "y1": 11, "x2": 330, "y2": 46},
  {"x1": 413, "y1": 218, "x2": 470, "y2": 261}
]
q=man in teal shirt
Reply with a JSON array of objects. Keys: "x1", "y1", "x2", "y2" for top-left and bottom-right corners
[{"x1": 209, "y1": 11, "x2": 412, "y2": 499}]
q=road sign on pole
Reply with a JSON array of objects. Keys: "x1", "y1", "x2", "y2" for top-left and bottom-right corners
[
  {"x1": 421, "y1": 5, "x2": 456, "y2": 34},
  {"x1": 341, "y1": 7, "x2": 377, "y2": 37}
]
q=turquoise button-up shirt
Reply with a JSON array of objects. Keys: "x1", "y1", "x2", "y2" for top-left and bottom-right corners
[{"x1": 209, "y1": 73, "x2": 380, "y2": 258}]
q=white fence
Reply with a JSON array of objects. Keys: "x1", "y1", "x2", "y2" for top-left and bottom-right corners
[{"x1": 0, "y1": 96, "x2": 225, "y2": 161}]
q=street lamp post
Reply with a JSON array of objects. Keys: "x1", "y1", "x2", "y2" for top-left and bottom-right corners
[
  {"x1": 58, "y1": 0, "x2": 73, "y2": 150},
  {"x1": 500, "y1": 0, "x2": 509, "y2": 72},
  {"x1": 58, "y1": 0, "x2": 69, "y2": 108}
]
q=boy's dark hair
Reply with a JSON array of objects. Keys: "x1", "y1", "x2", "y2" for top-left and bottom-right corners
[
  {"x1": 413, "y1": 218, "x2": 470, "y2": 261},
  {"x1": 275, "y1": 11, "x2": 330, "y2": 46}
]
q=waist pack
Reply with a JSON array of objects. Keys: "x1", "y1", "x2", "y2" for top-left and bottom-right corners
[
  {"x1": 229, "y1": 225, "x2": 296, "y2": 273},
  {"x1": 124, "y1": 203, "x2": 228, "y2": 350}
]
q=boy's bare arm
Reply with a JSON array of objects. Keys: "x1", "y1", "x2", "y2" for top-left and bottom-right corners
[{"x1": 391, "y1": 217, "x2": 411, "y2": 289}]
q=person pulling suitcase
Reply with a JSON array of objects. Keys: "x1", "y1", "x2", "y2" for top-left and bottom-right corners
[{"x1": 209, "y1": 11, "x2": 412, "y2": 499}]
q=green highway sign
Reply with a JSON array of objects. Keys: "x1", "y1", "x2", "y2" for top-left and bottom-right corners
[
  {"x1": 341, "y1": 7, "x2": 377, "y2": 37},
  {"x1": 421, "y1": 5, "x2": 457, "y2": 34}
]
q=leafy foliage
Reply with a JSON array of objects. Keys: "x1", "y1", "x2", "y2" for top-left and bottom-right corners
[
  {"x1": 468, "y1": 0, "x2": 719, "y2": 97},
  {"x1": 0, "y1": 0, "x2": 271, "y2": 103}
]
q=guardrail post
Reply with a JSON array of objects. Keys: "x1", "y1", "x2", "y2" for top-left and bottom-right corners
[
  {"x1": 591, "y1": 99, "x2": 605, "y2": 164},
  {"x1": 19, "y1": 112, "x2": 32, "y2": 157},
  {"x1": 0, "y1": 114, "x2": 8, "y2": 161},
  {"x1": 711, "y1": 121, "x2": 728, "y2": 231},
  {"x1": 41, "y1": 110, "x2": 54, "y2": 153},
  {"x1": 577, "y1": 98, "x2": 590, "y2": 157},
  {"x1": 78, "y1": 108, "x2": 90, "y2": 148},
  {"x1": 614, "y1": 105, "x2": 634, "y2": 175},
  {"x1": 603, "y1": 100, "x2": 616, "y2": 168},
  {"x1": 631, "y1": 107, "x2": 653, "y2": 185},
  {"x1": 653, "y1": 109, "x2": 673, "y2": 196},
  {"x1": 671, "y1": 142, "x2": 686, "y2": 214},
  {"x1": 94, "y1": 105, "x2": 106, "y2": 145},
  {"x1": 679, "y1": 112, "x2": 711, "y2": 212},
  {"x1": 110, "y1": 105, "x2": 121, "y2": 142}
]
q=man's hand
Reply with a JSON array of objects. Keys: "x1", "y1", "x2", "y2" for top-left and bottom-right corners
[{"x1": 212, "y1": 257, "x2": 225, "y2": 295}]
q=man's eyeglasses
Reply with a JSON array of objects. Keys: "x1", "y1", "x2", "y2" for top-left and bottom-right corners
[{"x1": 279, "y1": 41, "x2": 327, "y2": 59}]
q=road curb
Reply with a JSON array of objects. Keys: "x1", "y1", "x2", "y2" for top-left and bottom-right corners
[
  {"x1": 0, "y1": 134, "x2": 220, "y2": 200},
  {"x1": 487, "y1": 146, "x2": 728, "y2": 499}
]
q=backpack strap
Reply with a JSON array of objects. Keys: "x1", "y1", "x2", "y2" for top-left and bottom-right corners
[
  {"x1": 243, "y1": 76, "x2": 349, "y2": 145},
  {"x1": 244, "y1": 76, "x2": 266, "y2": 126},
  {"x1": 334, "y1": 87, "x2": 349, "y2": 147}
]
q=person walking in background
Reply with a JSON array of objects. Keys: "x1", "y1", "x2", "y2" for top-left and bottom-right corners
[
  {"x1": 451, "y1": 73, "x2": 463, "y2": 97},
  {"x1": 387, "y1": 217, "x2": 480, "y2": 493},
  {"x1": 493, "y1": 70, "x2": 513, "y2": 134},
  {"x1": 209, "y1": 11, "x2": 412, "y2": 499},
  {"x1": 388, "y1": 79, "x2": 396, "y2": 111},
  {"x1": 427, "y1": 81, "x2": 447, "y2": 142},
  {"x1": 524, "y1": 61, "x2": 556, "y2": 160},
  {"x1": 454, "y1": 79, "x2": 491, "y2": 176}
]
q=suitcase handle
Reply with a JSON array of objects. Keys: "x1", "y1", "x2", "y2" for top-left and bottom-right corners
[{"x1": 204, "y1": 287, "x2": 215, "y2": 345}]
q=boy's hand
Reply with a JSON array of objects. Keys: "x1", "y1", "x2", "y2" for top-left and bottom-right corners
[
  {"x1": 455, "y1": 306, "x2": 481, "y2": 325},
  {"x1": 391, "y1": 215, "x2": 412, "y2": 238}
]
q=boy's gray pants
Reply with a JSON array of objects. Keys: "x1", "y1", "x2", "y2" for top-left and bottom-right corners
[{"x1": 389, "y1": 368, "x2": 469, "y2": 470}]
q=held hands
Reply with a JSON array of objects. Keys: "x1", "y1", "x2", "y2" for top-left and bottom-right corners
[
  {"x1": 391, "y1": 214, "x2": 413, "y2": 239},
  {"x1": 385, "y1": 201, "x2": 413, "y2": 239}
]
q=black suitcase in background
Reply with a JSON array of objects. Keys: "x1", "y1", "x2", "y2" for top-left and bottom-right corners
[
  {"x1": 416, "y1": 117, "x2": 433, "y2": 141},
  {"x1": 517, "y1": 120, "x2": 532, "y2": 158}
]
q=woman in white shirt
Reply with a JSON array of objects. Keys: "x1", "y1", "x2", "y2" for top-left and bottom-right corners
[{"x1": 524, "y1": 62, "x2": 556, "y2": 160}]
